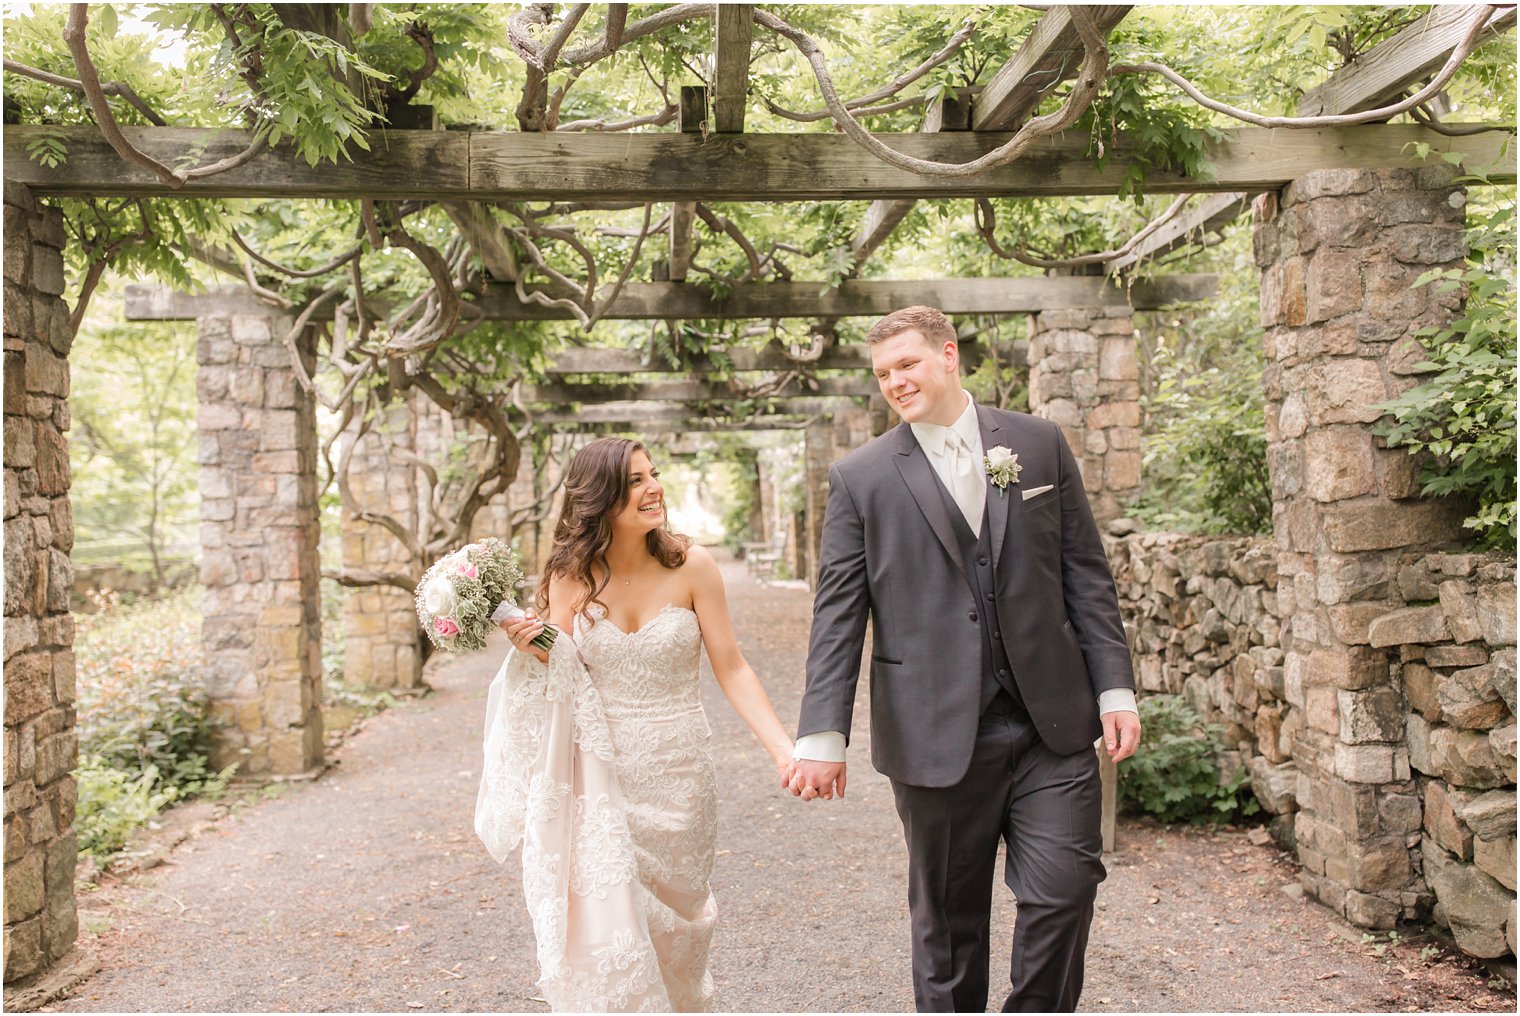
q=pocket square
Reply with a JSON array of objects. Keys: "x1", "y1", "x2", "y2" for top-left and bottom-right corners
[{"x1": 1021, "y1": 484, "x2": 1054, "y2": 501}]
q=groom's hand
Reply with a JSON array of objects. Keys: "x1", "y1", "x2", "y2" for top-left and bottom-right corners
[
  {"x1": 1102, "y1": 710, "x2": 1141, "y2": 763},
  {"x1": 786, "y1": 759, "x2": 846, "y2": 801}
]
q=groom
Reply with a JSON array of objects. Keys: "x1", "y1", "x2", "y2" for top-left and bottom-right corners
[{"x1": 787, "y1": 306, "x2": 1141, "y2": 1013}]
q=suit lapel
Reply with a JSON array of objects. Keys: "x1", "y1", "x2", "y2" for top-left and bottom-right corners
[
  {"x1": 891, "y1": 424, "x2": 971, "y2": 587},
  {"x1": 978, "y1": 406, "x2": 1011, "y2": 573}
]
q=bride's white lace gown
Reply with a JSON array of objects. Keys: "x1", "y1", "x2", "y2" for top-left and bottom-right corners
[{"x1": 476, "y1": 604, "x2": 718, "y2": 1011}]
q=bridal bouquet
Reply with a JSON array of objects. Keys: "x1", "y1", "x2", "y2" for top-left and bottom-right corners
[{"x1": 415, "y1": 538, "x2": 557, "y2": 654}]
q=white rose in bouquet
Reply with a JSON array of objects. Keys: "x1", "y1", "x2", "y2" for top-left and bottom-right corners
[
  {"x1": 422, "y1": 573, "x2": 459, "y2": 619},
  {"x1": 414, "y1": 538, "x2": 558, "y2": 654}
]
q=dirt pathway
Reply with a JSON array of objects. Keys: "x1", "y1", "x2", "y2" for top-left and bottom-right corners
[{"x1": 51, "y1": 560, "x2": 1510, "y2": 1012}]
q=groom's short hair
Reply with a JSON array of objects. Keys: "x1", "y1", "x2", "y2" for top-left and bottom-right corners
[{"x1": 867, "y1": 306, "x2": 956, "y2": 348}]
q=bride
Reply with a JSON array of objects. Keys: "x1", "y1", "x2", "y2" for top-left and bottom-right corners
[{"x1": 476, "y1": 436, "x2": 794, "y2": 1011}]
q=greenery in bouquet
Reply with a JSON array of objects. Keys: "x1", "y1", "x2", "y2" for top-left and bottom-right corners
[{"x1": 415, "y1": 538, "x2": 554, "y2": 654}]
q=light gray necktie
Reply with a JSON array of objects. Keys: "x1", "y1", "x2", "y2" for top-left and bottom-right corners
[{"x1": 949, "y1": 435, "x2": 984, "y2": 532}]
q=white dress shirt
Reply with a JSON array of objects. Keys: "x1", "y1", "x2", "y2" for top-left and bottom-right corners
[{"x1": 794, "y1": 392, "x2": 1137, "y2": 764}]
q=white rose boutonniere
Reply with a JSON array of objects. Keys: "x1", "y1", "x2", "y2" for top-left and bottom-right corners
[{"x1": 984, "y1": 445, "x2": 1021, "y2": 496}]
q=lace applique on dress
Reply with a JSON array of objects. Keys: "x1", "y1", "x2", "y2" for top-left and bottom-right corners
[{"x1": 476, "y1": 603, "x2": 717, "y2": 1012}]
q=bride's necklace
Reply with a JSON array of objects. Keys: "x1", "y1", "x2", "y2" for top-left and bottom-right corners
[{"x1": 608, "y1": 558, "x2": 650, "y2": 587}]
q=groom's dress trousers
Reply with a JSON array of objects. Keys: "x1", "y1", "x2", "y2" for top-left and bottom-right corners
[{"x1": 799, "y1": 398, "x2": 1135, "y2": 1015}]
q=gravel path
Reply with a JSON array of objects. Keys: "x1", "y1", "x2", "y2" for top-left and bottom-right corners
[{"x1": 52, "y1": 560, "x2": 1510, "y2": 1013}]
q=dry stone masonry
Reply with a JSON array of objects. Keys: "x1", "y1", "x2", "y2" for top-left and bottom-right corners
[
  {"x1": 3, "y1": 184, "x2": 79, "y2": 985},
  {"x1": 196, "y1": 314, "x2": 323, "y2": 777},
  {"x1": 1028, "y1": 304, "x2": 1141, "y2": 525},
  {"x1": 1110, "y1": 530, "x2": 1516, "y2": 962}
]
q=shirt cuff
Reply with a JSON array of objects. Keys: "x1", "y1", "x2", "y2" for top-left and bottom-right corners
[
  {"x1": 1098, "y1": 688, "x2": 1138, "y2": 716},
  {"x1": 793, "y1": 731, "x2": 847, "y2": 762}
]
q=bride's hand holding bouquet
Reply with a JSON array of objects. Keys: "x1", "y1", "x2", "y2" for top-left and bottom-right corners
[{"x1": 414, "y1": 538, "x2": 558, "y2": 657}]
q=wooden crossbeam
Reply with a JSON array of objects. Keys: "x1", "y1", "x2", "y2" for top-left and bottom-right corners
[
  {"x1": 972, "y1": 5, "x2": 1133, "y2": 131},
  {"x1": 713, "y1": 5, "x2": 754, "y2": 133},
  {"x1": 1298, "y1": 5, "x2": 1517, "y2": 118},
  {"x1": 12, "y1": 125, "x2": 1511, "y2": 201},
  {"x1": 517, "y1": 376, "x2": 877, "y2": 404},
  {"x1": 851, "y1": 7, "x2": 1134, "y2": 275},
  {"x1": 1105, "y1": 192, "x2": 1251, "y2": 274},
  {"x1": 1107, "y1": 6, "x2": 1518, "y2": 273},
  {"x1": 530, "y1": 416, "x2": 817, "y2": 434},
  {"x1": 543, "y1": 344, "x2": 879, "y2": 374},
  {"x1": 124, "y1": 274, "x2": 1216, "y2": 325},
  {"x1": 521, "y1": 397, "x2": 856, "y2": 426}
]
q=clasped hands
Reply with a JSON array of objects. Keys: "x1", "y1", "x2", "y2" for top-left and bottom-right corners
[{"x1": 779, "y1": 758, "x2": 846, "y2": 802}]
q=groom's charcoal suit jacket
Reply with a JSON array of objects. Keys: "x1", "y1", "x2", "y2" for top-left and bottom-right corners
[{"x1": 799, "y1": 404, "x2": 1136, "y2": 788}]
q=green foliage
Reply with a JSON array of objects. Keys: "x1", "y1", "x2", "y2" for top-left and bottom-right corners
[
  {"x1": 73, "y1": 756, "x2": 179, "y2": 858},
  {"x1": 1131, "y1": 242, "x2": 1271, "y2": 535},
  {"x1": 74, "y1": 587, "x2": 233, "y2": 858},
  {"x1": 1376, "y1": 170, "x2": 1517, "y2": 549},
  {"x1": 70, "y1": 297, "x2": 198, "y2": 579},
  {"x1": 1119, "y1": 695, "x2": 1260, "y2": 825}
]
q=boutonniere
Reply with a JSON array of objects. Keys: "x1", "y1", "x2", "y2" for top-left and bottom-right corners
[{"x1": 984, "y1": 445, "x2": 1021, "y2": 497}]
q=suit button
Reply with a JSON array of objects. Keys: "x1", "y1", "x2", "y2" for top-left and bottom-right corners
[
  {"x1": 994, "y1": 630, "x2": 1002, "y2": 640},
  {"x1": 985, "y1": 591, "x2": 995, "y2": 601},
  {"x1": 968, "y1": 611, "x2": 978, "y2": 622},
  {"x1": 998, "y1": 669, "x2": 1009, "y2": 681},
  {"x1": 978, "y1": 557, "x2": 988, "y2": 566}
]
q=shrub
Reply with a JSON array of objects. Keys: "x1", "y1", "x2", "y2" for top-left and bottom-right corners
[
  {"x1": 1376, "y1": 178, "x2": 1516, "y2": 549},
  {"x1": 74, "y1": 588, "x2": 232, "y2": 858},
  {"x1": 1131, "y1": 245, "x2": 1272, "y2": 536},
  {"x1": 1119, "y1": 694, "x2": 1259, "y2": 825}
]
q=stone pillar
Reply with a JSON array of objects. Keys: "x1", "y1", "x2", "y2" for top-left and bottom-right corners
[
  {"x1": 1254, "y1": 166, "x2": 1469, "y2": 928},
  {"x1": 340, "y1": 401, "x2": 424, "y2": 691},
  {"x1": 1027, "y1": 304, "x2": 1141, "y2": 525},
  {"x1": 196, "y1": 314, "x2": 323, "y2": 777},
  {"x1": 3, "y1": 184, "x2": 79, "y2": 984}
]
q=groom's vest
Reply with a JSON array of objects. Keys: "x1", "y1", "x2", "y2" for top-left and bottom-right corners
[{"x1": 933, "y1": 476, "x2": 1026, "y2": 715}]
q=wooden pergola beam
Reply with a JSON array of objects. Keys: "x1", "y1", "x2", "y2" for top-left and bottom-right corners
[
  {"x1": 543, "y1": 344, "x2": 881, "y2": 374},
  {"x1": 12, "y1": 125, "x2": 1511, "y2": 201},
  {"x1": 516, "y1": 376, "x2": 877, "y2": 404},
  {"x1": 521, "y1": 396, "x2": 857, "y2": 426},
  {"x1": 530, "y1": 416, "x2": 818, "y2": 434},
  {"x1": 124, "y1": 274, "x2": 1216, "y2": 324},
  {"x1": 972, "y1": 5, "x2": 1133, "y2": 131},
  {"x1": 1106, "y1": 6, "x2": 1518, "y2": 273},
  {"x1": 712, "y1": 5, "x2": 754, "y2": 134},
  {"x1": 1298, "y1": 5, "x2": 1517, "y2": 118},
  {"x1": 1105, "y1": 192, "x2": 1251, "y2": 274},
  {"x1": 851, "y1": 7, "x2": 1134, "y2": 275}
]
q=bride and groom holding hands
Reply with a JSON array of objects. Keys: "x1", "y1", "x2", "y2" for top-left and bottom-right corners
[{"x1": 486, "y1": 305, "x2": 1142, "y2": 1012}]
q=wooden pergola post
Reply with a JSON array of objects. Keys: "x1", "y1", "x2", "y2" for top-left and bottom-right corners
[{"x1": 195, "y1": 312, "x2": 323, "y2": 777}]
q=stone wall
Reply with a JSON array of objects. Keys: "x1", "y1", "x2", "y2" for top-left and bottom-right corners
[
  {"x1": 3, "y1": 184, "x2": 79, "y2": 983},
  {"x1": 1111, "y1": 530, "x2": 1516, "y2": 957},
  {"x1": 196, "y1": 314, "x2": 323, "y2": 777},
  {"x1": 1028, "y1": 305, "x2": 1141, "y2": 524}
]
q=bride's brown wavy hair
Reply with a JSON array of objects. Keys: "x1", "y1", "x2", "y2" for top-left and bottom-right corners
[{"x1": 535, "y1": 437, "x2": 691, "y2": 619}]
